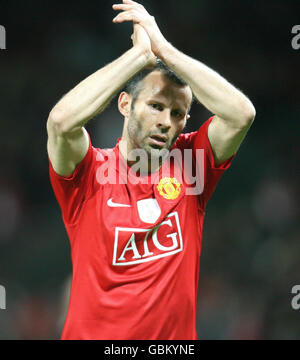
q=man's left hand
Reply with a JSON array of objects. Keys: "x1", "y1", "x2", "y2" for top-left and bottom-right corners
[{"x1": 112, "y1": 0, "x2": 168, "y2": 57}]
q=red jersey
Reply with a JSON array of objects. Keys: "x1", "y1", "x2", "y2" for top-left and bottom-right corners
[{"x1": 49, "y1": 117, "x2": 234, "y2": 340}]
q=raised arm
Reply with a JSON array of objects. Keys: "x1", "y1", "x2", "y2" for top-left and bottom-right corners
[
  {"x1": 113, "y1": 0, "x2": 256, "y2": 165},
  {"x1": 47, "y1": 23, "x2": 155, "y2": 177},
  {"x1": 158, "y1": 46, "x2": 256, "y2": 165}
]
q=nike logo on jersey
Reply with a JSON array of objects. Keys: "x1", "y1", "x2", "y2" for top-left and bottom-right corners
[{"x1": 107, "y1": 198, "x2": 131, "y2": 208}]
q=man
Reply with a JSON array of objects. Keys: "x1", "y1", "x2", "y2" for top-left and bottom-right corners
[{"x1": 47, "y1": 0, "x2": 255, "y2": 340}]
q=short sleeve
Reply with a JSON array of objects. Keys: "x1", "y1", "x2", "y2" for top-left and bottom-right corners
[
  {"x1": 49, "y1": 134, "x2": 98, "y2": 225},
  {"x1": 192, "y1": 116, "x2": 235, "y2": 209}
]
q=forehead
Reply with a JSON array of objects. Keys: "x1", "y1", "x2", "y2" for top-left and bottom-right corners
[{"x1": 137, "y1": 71, "x2": 193, "y2": 110}]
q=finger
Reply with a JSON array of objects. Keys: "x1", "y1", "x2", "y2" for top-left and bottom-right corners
[
  {"x1": 113, "y1": 10, "x2": 140, "y2": 23},
  {"x1": 112, "y1": 4, "x2": 134, "y2": 11},
  {"x1": 123, "y1": 0, "x2": 143, "y2": 8}
]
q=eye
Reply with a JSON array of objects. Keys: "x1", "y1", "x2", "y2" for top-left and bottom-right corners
[
  {"x1": 150, "y1": 103, "x2": 163, "y2": 111},
  {"x1": 172, "y1": 110, "x2": 183, "y2": 118}
]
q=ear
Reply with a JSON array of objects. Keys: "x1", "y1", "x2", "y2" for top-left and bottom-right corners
[{"x1": 118, "y1": 92, "x2": 132, "y2": 118}]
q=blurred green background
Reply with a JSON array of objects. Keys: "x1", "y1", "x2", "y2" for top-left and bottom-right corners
[{"x1": 0, "y1": 0, "x2": 299, "y2": 339}]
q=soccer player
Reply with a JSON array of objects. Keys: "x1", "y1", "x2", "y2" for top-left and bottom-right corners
[{"x1": 47, "y1": 0, "x2": 255, "y2": 340}]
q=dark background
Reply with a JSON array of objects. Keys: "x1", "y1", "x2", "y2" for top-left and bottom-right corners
[{"x1": 0, "y1": 0, "x2": 299, "y2": 339}]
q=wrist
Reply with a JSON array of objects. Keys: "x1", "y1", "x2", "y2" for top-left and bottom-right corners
[
  {"x1": 155, "y1": 41, "x2": 176, "y2": 63},
  {"x1": 133, "y1": 45, "x2": 156, "y2": 67}
]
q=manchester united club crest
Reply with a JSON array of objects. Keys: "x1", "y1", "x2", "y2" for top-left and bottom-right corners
[{"x1": 157, "y1": 177, "x2": 181, "y2": 200}]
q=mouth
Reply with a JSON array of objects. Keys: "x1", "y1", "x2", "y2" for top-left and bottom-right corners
[{"x1": 149, "y1": 134, "x2": 168, "y2": 147}]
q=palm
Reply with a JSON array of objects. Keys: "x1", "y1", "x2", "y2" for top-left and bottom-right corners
[
  {"x1": 132, "y1": 24, "x2": 156, "y2": 65},
  {"x1": 113, "y1": 0, "x2": 167, "y2": 59}
]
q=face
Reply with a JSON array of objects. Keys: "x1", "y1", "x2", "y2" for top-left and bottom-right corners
[{"x1": 124, "y1": 71, "x2": 193, "y2": 156}]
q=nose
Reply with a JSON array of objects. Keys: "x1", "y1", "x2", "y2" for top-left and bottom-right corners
[{"x1": 157, "y1": 110, "x2": 171, "y2": 130}]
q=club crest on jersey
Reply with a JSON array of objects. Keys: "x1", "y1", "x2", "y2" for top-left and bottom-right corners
[{"x1": 157, "y1": 177, "x2": 181, "y2": 200}]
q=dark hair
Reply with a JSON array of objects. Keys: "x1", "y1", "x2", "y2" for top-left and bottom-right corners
[{"x1": 123, "y1": 58, "x2": 194, "y2": 111}]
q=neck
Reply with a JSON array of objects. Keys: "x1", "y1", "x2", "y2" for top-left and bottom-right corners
[{"x1": 119, "y1": 139, "x2": 163, "y2": 175}]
